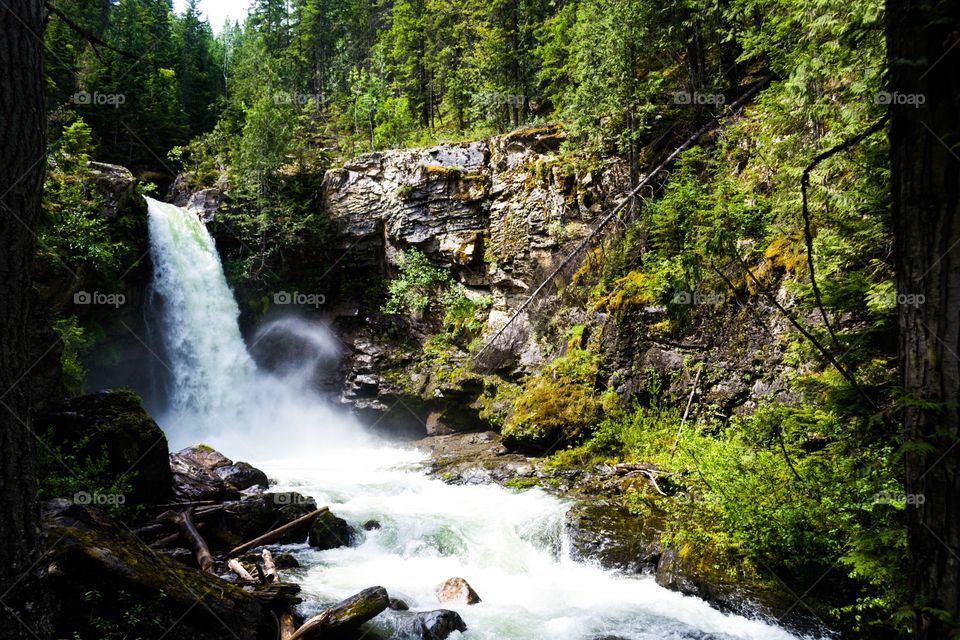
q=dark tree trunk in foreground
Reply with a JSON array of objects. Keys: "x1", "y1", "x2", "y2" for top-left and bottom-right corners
[
  {"x1": 887, "y1": 1, "x2": 960, "y2": 636},
  {"x1": 0, "y1": 1, "x2": 47, "y2": 637}
]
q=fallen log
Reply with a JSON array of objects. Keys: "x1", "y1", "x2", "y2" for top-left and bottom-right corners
[
  {"x1": 227, "y1": 507, "x2": 329, "y2": 557},
  {"x1": 251, "y1": 582, "x2": 302, "y2": 609},
  {"x1": 280, "y1": 612, "x2": 296, "y2": 640},
  {"x1": 262, "y1": 549, "x2": 279, "y2": 583},
  {"x1": 227, "y1": 558, "x2": 256, "y2": 582},
  {"x1": 176, "y1": 508, "x2": 214, "y2": 573},
  {"x1": 288, "y1": 586, "x2": 389, "y2": 640}
]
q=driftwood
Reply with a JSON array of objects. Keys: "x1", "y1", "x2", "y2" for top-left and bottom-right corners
[
  {"x1": 615, "y1": 462, "x2": 670, "y2": 496},
  {"x1": 227, "y1": 507, "x2": 329, "y2": 557},
  {"x1": 176, "y1": 508, "x2": 214, "y2": 573},
  {"x1": 228, "y1": 558, "x2": 256, "y2": 582},
  {"x1": 262, "y1": 549, "x2": 279, "y2": 583},
  {"x1": 251, "y1": 582, "x2": 302, "y2": 608},
  {"x1": 288, "y1": 587, "x2": 389, "y2": 640},
  {"x1": 280, "y1": 612, "x2": 297, "y2": 640}
]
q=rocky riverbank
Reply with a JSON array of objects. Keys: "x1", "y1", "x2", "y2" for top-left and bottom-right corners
[
  {"x1": 32, "y1": 390, "x2": 474, "y2": 640},
  {"x1": 415, "y1": 430, "x2": 824, "y2": 636}
]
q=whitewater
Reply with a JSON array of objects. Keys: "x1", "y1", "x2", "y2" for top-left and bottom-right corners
[{"x1": 145, "y1": 196, "x2": 813, "y2": 640}]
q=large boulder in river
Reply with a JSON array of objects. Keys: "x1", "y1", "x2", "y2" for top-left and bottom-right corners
[
  {"x1": 436, "y1": 577, "x2": 481, "y2": 604},
  {"x1": 563, "y1": 500, "x2": 663, "y2": 574},
  {"x1": 308, "y1": 510, "x2": 359, "y2": 550},
  {"x1": 36, "y1": 390, "x2": 171, "y2": 507},
  {"x1": 42, "y1": 500, "x2": 273, "y2": 640},
  {"x1": 216, "y1": 461, "x2": 269, "y2": 491},
  {"x1": 391, "y1": 610, "x2": 467, "y2": 640},
  {"x1": 170, "y1": 445, "x2": 269, "y2": 501}
]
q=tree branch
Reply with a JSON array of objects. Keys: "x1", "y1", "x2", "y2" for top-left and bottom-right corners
[
  {"x1": 45, "y1": 2, "x2": 140, "y2": 62},
  {"x1": 800, "y1": 115, "x2": 889, "y2": 349}
]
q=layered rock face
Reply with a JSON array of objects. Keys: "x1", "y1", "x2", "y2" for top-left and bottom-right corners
[
  {"x1": 323, "y1": 126, "x2": 629, "y2": 427},
  {"x1": 323, "y1": 125, "x2": 628, "y2": 301}
]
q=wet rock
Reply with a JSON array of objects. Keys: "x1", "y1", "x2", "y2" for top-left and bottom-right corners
[
  {"x1": 42, "y1": 500, "x2": 272, "y2": 640},
  {"x1": 308, "y1": 510, "x2": 359, "y2": 550},
  {"x1": 176, "y1": 444, "x2": 232, "y2": 470},
  {"x1": 170, "y1": 451, "x2": 235, "y2": 502},
  {"x1": 88, "y1": 161, "x2": 137, "y2": 219},
  {"x1": 363, "y1": 519, "x2": 382, "y2": 531},
  {"x1": 563, "y1": 501, "x2": 663, "y2": 574},
  {"x1": 388, "y1": 597, "x2": 410, "y2": 610},
  {"x1": 392, "y1": 609, "x2": 467, "y2": 639},
  {"x1": 436, "y1": 577, "x2": 481, "y2": 604},
  {"x1": 37, "y1": 390, "x2": 172, "y2": 507},
  {"x1": 215, "y1": 461, "x2": 269, "y2": 491},
  {"x1": 211, "y1": 492, "x2": 317, "y2": 549}
]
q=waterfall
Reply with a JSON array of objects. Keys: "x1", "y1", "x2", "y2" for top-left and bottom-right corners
[
  {"x1": 144, "y1": 197, "x2": 807, "y2": 640},
  {"x1": 146, "y1": 197, "x2": 255, "y2": 416},
  {"x1": 145, "y1": 196, "x2": 362, "y2": 454}
]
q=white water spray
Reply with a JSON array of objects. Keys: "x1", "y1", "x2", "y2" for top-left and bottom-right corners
[
  {"x1": 145, "y1": 197, "x2": 814, "y2": 640},
  {"x1": 145, "y1": 196, "x2": 363, "y2": 454}
]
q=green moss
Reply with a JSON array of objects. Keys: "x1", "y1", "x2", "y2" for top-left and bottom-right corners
[
  {"x1": 502, "y1": 348, "x2": 606, "y2": 453},
  {"x1": 504, "y1": 477, "x2": 540, "y2": 489}
]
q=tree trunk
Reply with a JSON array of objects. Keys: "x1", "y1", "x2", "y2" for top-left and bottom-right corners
[
  {"x1": 887, "y1": 1, "x2": 960, "y2": 636},
  {"x1": 0, "y1": 1, "x2": 47, "y2": 637}
]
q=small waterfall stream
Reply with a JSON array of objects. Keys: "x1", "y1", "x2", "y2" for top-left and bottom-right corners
[{"x1": 144, "y1": 197, "x2": 810, "y2": 640}]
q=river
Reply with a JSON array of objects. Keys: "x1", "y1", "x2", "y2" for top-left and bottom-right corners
[{"x1": 144, "y1": 196, "x2": 813, "y2": 640}]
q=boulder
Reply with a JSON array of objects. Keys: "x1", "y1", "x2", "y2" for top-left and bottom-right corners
[
  {"x1": 42, "y1": 500, "x2": 273, "y2": 640},
  {"x1": 388, "y1": 597, "x2": 409, "y2": 611},
  {"x1": 435, "y1": 577, "x2": 481, "y2": 605},
  {"x1": 87, "y1": 161, "x2": 137, "y2": 218},
  {"x1": 170, "y1": 451, "x2": 234, "y2": 502},
  {"x1": 215, "y1": 460, "x2": 269, "y2": 491},
  {"x1": 37, "y1": 390, "x2": 172, "y2": 507},
  {"x1": 391, "y1": 610, "x2": 467, "y2": 640},
  {"x1": 176, "y1": 444, "x2": 232, "y2": 470},
  {"x1": 363, "y1": 519, "x2": 382, "y2": 531},
  {"x1": 170, "y1": 446, "x2": 269, "y2": 501},
  {"x1": 563, "y1": 501, "x2": 663, "y2": 574},
  {"x1": 308, "y1": 510, "x2": 359, "y2": 550}
]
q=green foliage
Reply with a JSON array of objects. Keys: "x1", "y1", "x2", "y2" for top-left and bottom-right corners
[
  {"x1": 442, "y1": 285, "x2": 492, "y2": 341},
  {"x1": 502, "y1": 348, "x2": 608, "y2": 453},
  {"x1": 382, "y1": 250, "x2": 451, "y2": 317},
  {"x1": 40, "y1": 119, "x2": 125, "y2": 276},
  {"x1": 36, "y1": 427, "x2": 139, "y2": 521},
  {"x1": 51, "y1": 315, "x2": 95, "y2": 397}
]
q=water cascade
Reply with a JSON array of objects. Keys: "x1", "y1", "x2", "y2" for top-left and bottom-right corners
[{"x1": 145, "y1": 197, "x2": 812, "y2": 640}]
